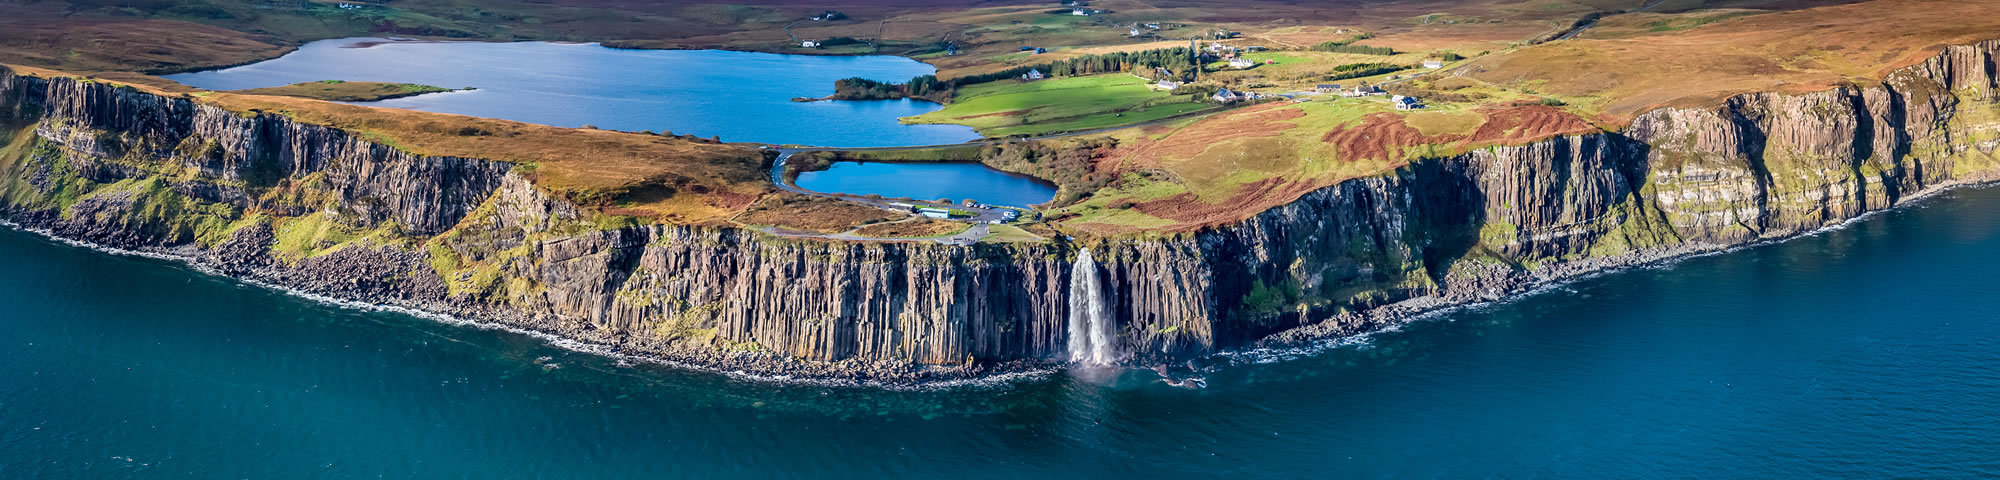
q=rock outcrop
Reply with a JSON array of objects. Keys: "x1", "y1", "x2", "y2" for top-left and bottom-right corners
[{"x1": 2, "y1": 39, "x2": 1997, "y2": 383}]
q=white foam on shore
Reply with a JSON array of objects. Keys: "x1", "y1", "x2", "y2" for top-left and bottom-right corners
[
  {"x1": 4, "y1": 181, "x2": 1988, "y2": 389},
  {"x1": 1208, "y1": 183, "x2": 1991, "y2": 366},
  {"x1": 0, "y1": 219, "x2": 1054, "y2": 391}
]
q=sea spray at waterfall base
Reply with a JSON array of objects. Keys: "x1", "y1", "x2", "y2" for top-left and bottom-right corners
[
  {"x1": 1067, "y1": 250, "x2": 1118, "y2": 366},
  {"x1": 7, "y1": 38, "x2": 2000, "y2": 382},
  {"x1": 7, "y1": 186, "x2": 2000, "y2": 477}
]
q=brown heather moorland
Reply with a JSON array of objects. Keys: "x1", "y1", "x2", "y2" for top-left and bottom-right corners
[{"x1": 9, "y1": 0, "x2": 2000, "y2": 237}]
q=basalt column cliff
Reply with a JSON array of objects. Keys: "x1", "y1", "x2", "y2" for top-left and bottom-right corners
[{"x1": 0, "y1": 40, "x2": 1996, "y2": 382}]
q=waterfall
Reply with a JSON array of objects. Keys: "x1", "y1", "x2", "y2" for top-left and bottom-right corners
[{"x1": 1067, "y1": 249, "x2": 1117, "y2": 365}]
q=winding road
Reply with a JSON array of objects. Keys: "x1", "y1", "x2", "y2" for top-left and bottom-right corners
[
  {"x1": 1549, "y1": 0, "x2": 1670, "y2": 42},
  {"x1": 750, "y1": 100, "x2": 1249, "y2": 243},
  {"x1": 755, "y1": 2, "x2": 1670, "y2": 243},
  {"x1": 753, "y1": 150, "x2": 1015, "y2": 243}
]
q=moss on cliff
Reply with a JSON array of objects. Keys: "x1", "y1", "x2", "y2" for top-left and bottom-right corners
[
  {"x1": 71, "y1": 176, "x2": 242, "y2": 245},
  {"x1": 271, "y1": 213, "x2": 363, "y2": 262},
  {"x1": 0, "y1": 135, "x2": 93, "y2": 213}
]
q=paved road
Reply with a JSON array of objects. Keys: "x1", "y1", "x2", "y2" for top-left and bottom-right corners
[
  {"x1": 769, "y1": 151, "x2": 1021, "y2": 222},
  {"x1": 749, "y1": 220, "x2": 990, "y2": 245},
  {"x1": 1551, "y1": 0, "x2": 1669, "y2": 42},
  {"x1": 773, "y1": 102, "x2": 1234, "y2": 152},
  {"x1": 750, "y1": 86, "x2": 1264, "y2": 244}
]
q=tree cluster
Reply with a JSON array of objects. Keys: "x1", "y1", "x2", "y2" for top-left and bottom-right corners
[
  {"x1": 979, "y1": 138, "x2": 1119, "y2": 205},
  {"x1": 828, "y1": 75, "x2": 953, "y2": 103},
  {"x1": 1311, "y1": 33, "x2": 1395, "y2": 55},
  {"x1": 1324, "y1": 63, "x2": 1409, "y2": 81},
  {"x1": 938, "y1": 46, "x2": 1207, "y2": 87}
]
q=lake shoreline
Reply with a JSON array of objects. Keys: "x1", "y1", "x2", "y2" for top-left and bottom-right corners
[
  {"x1": 789, "y1": 156, "x2": 1060, "y2": 209},
  {"x1": 164, "y1": 37, "x2": 981, "y2": 146}
]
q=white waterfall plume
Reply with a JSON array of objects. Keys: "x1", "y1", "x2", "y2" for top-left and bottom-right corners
[{"x1": 1067, "y1": 249, "x2": 1117, "y2": 365}]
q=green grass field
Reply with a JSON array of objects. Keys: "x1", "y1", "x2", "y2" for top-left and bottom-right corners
[{"x1": 903, "y1": 74, "x2": 1209, "y2": 137}]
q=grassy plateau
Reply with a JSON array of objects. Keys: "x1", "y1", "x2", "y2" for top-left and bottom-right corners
[
  {"x1": 904, "y1": 74, "x2": 1211, "y2": 137},
  {"x1": 5, "y1": 0, "x2": 1999, "y2": 241}
]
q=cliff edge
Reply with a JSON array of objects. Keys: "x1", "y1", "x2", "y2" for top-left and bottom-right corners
[{"x1": 1, "y1": 40, "x2": 1997, "y2": 384}]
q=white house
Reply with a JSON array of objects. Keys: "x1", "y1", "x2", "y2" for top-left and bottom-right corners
[
  {"x1": 801, "y1": 40, "x2": 820, "y2": 48},
  {"x1": 1129, "y1": 27, "x2": 1142, "y2": 36},
  {"x1": 1212, "y1": 88, "x2": 1241, "y2": 103},
  {"x1": 1072, "y1": 8, "x2": 1091, "y2": 15},
  {"x1": 1022, "y1": 69, "x2": 1045, "y2": 81},
  {"x1": 1392, "y1": 95, "x2": 1425, "y2": 110},
  {"x1": 1229, "y1": 58, "x2": 1255, "y2": 69},
  {"x1": 1155, "y1": 80, "x2": 1182, "y2": 90},
  {"x1": 1423, "y1": 60, "x2": 1444, "y2": 69}
]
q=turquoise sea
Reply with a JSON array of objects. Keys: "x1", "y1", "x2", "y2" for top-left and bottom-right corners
[{"x1": 5, "y1": 183, "x2": 2000, "y2": 476}]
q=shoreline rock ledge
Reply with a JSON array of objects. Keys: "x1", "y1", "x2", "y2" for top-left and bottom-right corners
[{"x1": 2, "y1": 40, "x2": 1999, "y2": 385}]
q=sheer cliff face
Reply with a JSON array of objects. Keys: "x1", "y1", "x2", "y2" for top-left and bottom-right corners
[
  {"x1": 2, "y1": 75, "x2": 508, "y2": 241},
  {"x1": 1, "y1": 39, "x2": 1997, "y2": 381}
]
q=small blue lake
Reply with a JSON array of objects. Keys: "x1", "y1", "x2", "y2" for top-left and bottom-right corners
[
  {"x1": 795, "y1": 162, "x2": 1059, "y2": 207},
  {"x1": 164, "y1": 37, "x2": 981, "y2": 147}
]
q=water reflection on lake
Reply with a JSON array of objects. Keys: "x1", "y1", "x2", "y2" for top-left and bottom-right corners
[
  {"x1": 794, "y1": 161, "x2": 1058, "y2": 208},
  {"x1": 165, "y1": 37, "x2": 981, "y2": 147}
]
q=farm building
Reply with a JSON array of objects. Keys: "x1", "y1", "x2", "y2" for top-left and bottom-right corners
[{"x1": 1211, "y1": 88, "x2": 1241, "y2": 103}]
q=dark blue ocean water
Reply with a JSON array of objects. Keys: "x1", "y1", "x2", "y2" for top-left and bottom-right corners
[
  {"x1": 163, "y1": 38, "x2": 981, "y2": 147},
  {"x1": 795, "y1": 161, "x2": 1060, "y2": 207},
  {"x1": 5, "y1": 186, "x2": 2000, "y2": 478}
]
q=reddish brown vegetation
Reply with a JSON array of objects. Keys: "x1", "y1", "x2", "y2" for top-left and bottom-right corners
[
  {"x1": 1121, "y1": 103, "x2": 1306, "y2": 169},
  {"x1": 1323, "y1": 113, "x2": 1442, "y2": 162},
  {"x1": 734, "y1": 193, "x2": 903, "y2": 233},
  {"x1": 854, "y1": 218, "x2": 963, "y2": 238},
  {"x1": 0, "y1": 18, "x2": 290, "y2": 74},
  {"x1": 1467, "y1": 105, "x2": 1600, "y2": 144},
  {"x1": 1128, "y1": 177, "x2": 1322, "y2": 231},
  {"x1": 1324, "y1": 106, "x2": 1597, "y2": 162}
]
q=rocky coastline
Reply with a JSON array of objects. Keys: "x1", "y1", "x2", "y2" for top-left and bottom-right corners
[{"x1": 1, "y1": 39, "x2": 1997, "y2": 386}]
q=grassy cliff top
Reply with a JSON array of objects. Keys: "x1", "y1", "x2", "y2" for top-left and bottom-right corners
[
  {"x1": 902, "y1": 75, "x2": 1213, "y2": 137},
  {"x1": 8, "y1": 0, "x2": 1998, "y2": 239},
  {"x1": 229, "y1": 80, "x2": 470, "y2": 102},
  {"x1": 6, "y1": 65, "x2": 772, "y2": 226},
  {"x1": 1017, "y1": 0, "x2": 2000, "y2": 236},
  {"x1": 1040, "y1": 98, "x2": 1603, "y2": 236}
]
